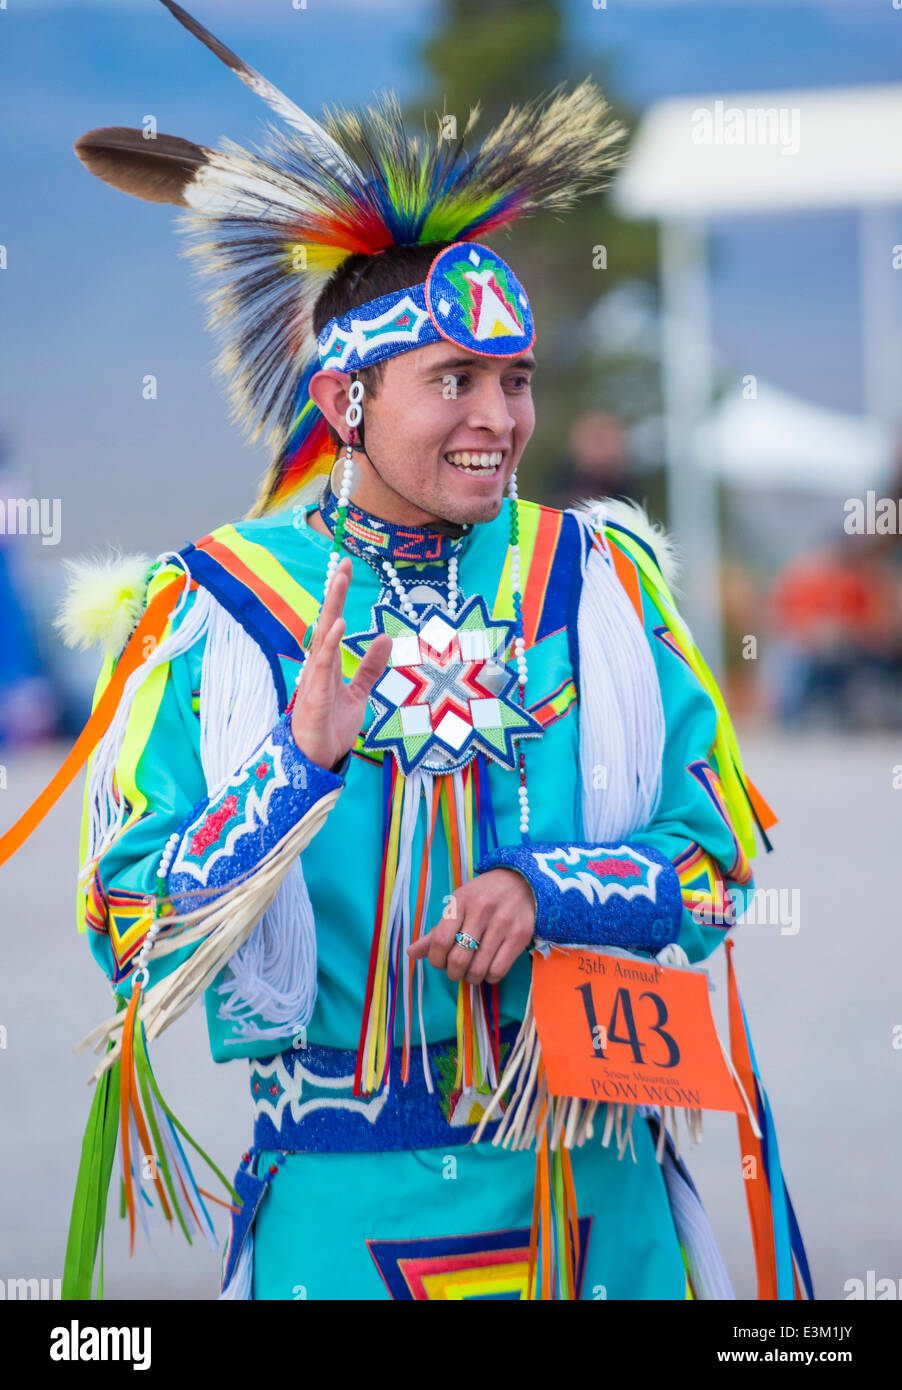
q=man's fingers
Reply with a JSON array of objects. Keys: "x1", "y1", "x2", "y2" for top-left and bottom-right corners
[
  {"x1": 406, "y1": 920, "x2": 458, "y2": 972},
  {"x1": 447, "y1": 922, "x2": 500, "y2": 984},
  {"x1": 483, "y1": 933, "x2": 530, "y2": 985},
  {"x1": 407, "y1": 913, "x2": 530, "y2": 984},
  {"x1": 349, "y1": 632, "x2": 393, "y2": 698},
  {"x1": 407, "y1": 917, "x2": 461, "y2": 970},
  {"x1": 442, "y1": 917, "x2": 486, "y2": 982},
  {"x1": 461, "y1": 923, "x2": 501, "y2": 985},
  {"x1": 310, "y1": 558, "x2": 351, "y2": 654},
  {"x1": 426, "y1": 926, "x2": 457, "y2": 971},
  {"x1": 406, "y1": 886, "x2": 480, "y2": 970},
  {"x1": 323, "y1": 616, "x2": 346, "y2": 670},
  {"x1": 302, "y1": 616, "x2": 345, "y2": 695}
]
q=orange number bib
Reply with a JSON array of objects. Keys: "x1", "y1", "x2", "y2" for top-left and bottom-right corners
[{"x1": 532, "y1": 946, "x2": 744, "y2": 1113}]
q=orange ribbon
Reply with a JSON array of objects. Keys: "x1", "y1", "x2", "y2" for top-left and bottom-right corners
[
  {"x1": 0, "y1": 577, "x2": 190, "y2": 867},
  {"x1": 725, "y1": 938, "x2": 778, "y2": 1299}
]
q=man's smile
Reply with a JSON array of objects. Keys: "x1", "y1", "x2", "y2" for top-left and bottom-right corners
[{"x1": 443, "y1": 448, "x2": 509, "y2": 478}]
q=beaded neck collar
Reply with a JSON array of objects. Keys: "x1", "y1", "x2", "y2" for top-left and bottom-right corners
[{"x1": 318, "y1": 480, "x2": 472, "y2": 565}]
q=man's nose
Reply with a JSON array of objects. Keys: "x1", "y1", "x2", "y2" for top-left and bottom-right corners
[{"x1": 467, "y1": 376, "x2": 515, "y2": 435}]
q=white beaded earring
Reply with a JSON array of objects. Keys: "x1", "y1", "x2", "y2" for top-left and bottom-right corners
[{"x1": 323, "y1": 377, "x2": 365, "y2": 597}]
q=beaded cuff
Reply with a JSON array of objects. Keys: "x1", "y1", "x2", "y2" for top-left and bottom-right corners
[
  {"x1": 474, "y1": 840, "x2": 682, "y2": 952},
  {"x1": 165, "y1": 711, "x2": 347, "y2": 911}
]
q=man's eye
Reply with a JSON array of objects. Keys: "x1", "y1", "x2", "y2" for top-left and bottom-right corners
[
  {"x1": 440, "y1": 373, "x2": 469, "y2": 394},
  {"x1": 507, "y1": 375, "x2": 532, "y2": 391}
]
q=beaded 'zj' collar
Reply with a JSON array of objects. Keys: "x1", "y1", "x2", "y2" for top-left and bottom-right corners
[{"x1": 318, "y1": 481, "x2": 472, "y2": 565}]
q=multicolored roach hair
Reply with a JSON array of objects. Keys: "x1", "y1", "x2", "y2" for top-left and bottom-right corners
[{"x1": 74, "y1": 0, "x2": 627, "y2": 517}]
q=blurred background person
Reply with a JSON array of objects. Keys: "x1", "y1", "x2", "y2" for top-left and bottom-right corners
[{"x1": 544, "y1": 408, "x2": 642, "y2": 510}]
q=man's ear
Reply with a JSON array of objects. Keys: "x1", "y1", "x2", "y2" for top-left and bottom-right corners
[{"x1": 308, "y1": 370, "x2": 353, "y2": 442}]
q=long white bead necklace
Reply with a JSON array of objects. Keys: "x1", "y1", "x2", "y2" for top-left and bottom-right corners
[{"x1": 380, "y1": 550, "x2": 460, "y2": 622}]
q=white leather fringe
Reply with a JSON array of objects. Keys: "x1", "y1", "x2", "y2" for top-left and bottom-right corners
[
  {"x1": 78, "y1": 785, "x2": 340, "y2": 1079},
  {"x1": 571, "y1": 509, "x2": 665, "y2": 842},
  {"x1": 198, "y1": 598, "x2": 318, "y2": 1043},
  {"x1": 80, "y1": 550, "x2": 325, "y2": 1047},
  {"x1": 219, "y1": 1232, "x2": 254, "y2": 1301},
  {"x1": 658, "y1": 1141, "x2": 736, "y2": 1299},
  {"x1": 79, "y1": 554, "x2": 204, "y2": 880}
]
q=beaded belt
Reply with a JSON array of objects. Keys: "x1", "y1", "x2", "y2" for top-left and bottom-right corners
[{"x1": 249, "y1": 1025, "x2": 519, "y2": 1154}]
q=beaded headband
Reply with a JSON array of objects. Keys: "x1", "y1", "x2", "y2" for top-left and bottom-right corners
[{"x1": 316, "y1": 242, "x2": 535, "y2": 373}]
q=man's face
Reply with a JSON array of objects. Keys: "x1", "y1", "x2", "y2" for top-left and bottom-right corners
[{"x1": 348, "y1": 340, "x2": 536, "y2": 526}]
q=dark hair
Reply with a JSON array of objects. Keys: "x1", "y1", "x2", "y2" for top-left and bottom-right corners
[{"x1": 312, "y1": 241, "x2": 455, "y2": 444}]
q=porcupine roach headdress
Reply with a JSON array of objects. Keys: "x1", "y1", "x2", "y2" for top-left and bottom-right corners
[{"x1": 73, "y1": 0, "x2": 627, "y2": 518}]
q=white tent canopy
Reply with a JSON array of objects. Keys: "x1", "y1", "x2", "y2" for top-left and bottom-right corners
[
  {"x1": 610, "y1": 83, "x2": 902, "y2": 672},
  {"x1": 614, "y1": 84, "x2": 902, "y2": 218},
  {"x1": 692, "y1": 380, "x2": 897, "y2": 492}
]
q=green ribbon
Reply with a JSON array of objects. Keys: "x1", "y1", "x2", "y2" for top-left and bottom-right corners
[
  {"x1": 61, "y1": 1041, "x2": 121, "y2": 1300},
  {"x1": 61, "y1": 992, "x2": 238, "y2": 1301}
]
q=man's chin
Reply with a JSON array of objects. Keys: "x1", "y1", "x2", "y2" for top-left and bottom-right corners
[{"x1": 438, "y1": 486, "x2": 506, "y2": 526}]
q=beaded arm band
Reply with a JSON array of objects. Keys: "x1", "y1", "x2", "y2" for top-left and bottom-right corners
[
  {"x1": 474, "y1": 840, "x2": 682, "y2": 952},
  {"x1": 159, "y1": 710, "x2": 348, "y2": 915}
]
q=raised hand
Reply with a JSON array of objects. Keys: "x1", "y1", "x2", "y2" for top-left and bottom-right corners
[{"x1": 290, "y1": 556, "x2": 393, "y2": 772}]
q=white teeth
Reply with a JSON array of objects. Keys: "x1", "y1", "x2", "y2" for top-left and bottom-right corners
[{"x1": 445, "y1": 450, "x2": 503, "y2": 473}]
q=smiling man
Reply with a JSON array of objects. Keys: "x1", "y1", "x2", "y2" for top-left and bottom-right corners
[
  {"x1": 18, "y1": 2, "x2": 805, "y2": 1304},
  {"x1": 307, "y1": 338, "x2": 537, "y2": 529}
]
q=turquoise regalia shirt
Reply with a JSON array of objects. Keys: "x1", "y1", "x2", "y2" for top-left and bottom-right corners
[{"x1": 78, "y1": 492, "x2": 759, "y2": 1300}]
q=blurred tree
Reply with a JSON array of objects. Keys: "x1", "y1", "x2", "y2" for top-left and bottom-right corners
[{"x1": 413, "y1": 0, "x2": 662, "y2": 503}]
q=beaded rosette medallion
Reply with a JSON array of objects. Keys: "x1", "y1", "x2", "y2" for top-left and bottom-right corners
[{"x1": 345, "y1": 594, "x2": 544, "y2": 776}]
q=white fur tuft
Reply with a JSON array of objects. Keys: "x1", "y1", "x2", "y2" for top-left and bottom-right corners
[
  {"x1": 570, "y1": 495, "x2": 682, "y2": 593},
  {"x1": 53, "y1": 549, "x2": 154, "y2": 653}
]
